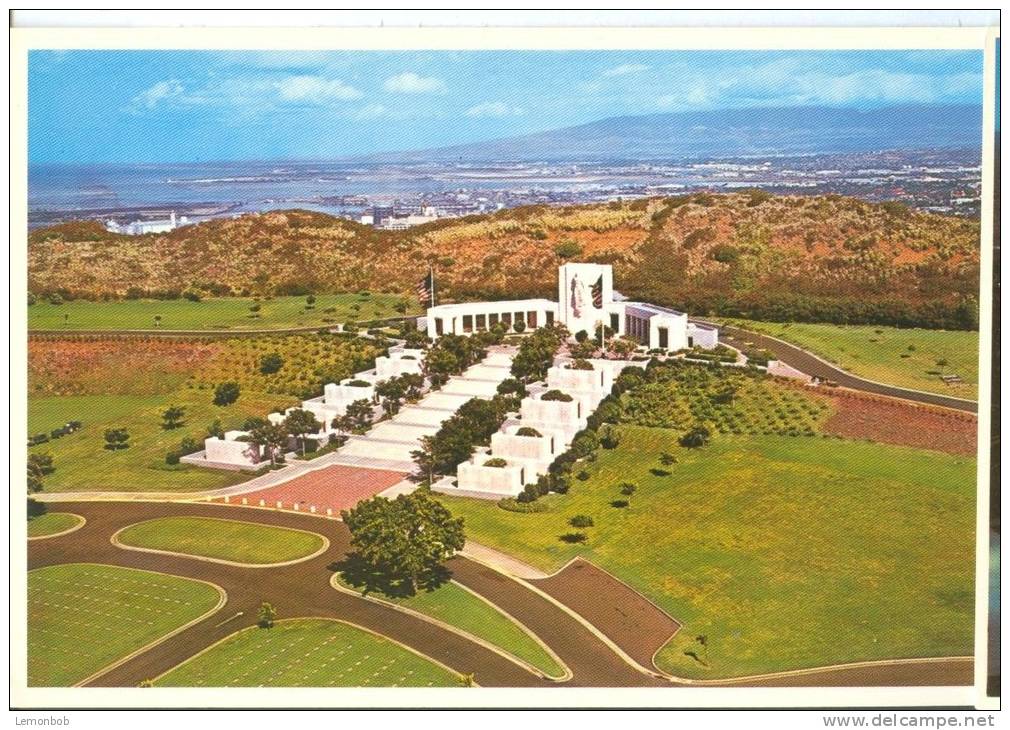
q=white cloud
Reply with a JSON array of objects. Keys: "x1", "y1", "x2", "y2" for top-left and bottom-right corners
[
  {"x1": 353, "y1": 103, "x2": 387, "y2": 120},
  {"x1": 603, "y1": 63, "x2": 649, "y2": 77},
  {"x1": 123, "y1": 79, "x2": 185, "y2": 113},
  {"x1": 464, "y1": 101, "x2": 526, "y2": 118},
  {"x1": 276, "y1": 75, "x2": 362, "y2": 103},
  {"x1": 650, "y1": 58, "x2": 981, "y2": 111},
  {"x1": 383, "y1": 72, "x2": 446, "y2": 94}
]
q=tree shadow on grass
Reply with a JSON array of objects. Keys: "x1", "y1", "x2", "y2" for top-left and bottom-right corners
[{"x1": 328, "y1": 552, "x2": 452, "y2": 600}]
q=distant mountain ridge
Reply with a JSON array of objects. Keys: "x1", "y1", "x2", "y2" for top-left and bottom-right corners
[{"x1": 365, "y1": 104, "x2": 982, "y2": 162}]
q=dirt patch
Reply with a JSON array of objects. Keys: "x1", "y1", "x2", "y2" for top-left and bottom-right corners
[
  {"x1": 822, "y1": 388, "x2": 977, "y2": 456},
  {"x1": 222, "y1": 465, "x2": 408, "y2": 514},
  {"x1": 532, "y1": 557, "x2": 681, "y2": 672}
]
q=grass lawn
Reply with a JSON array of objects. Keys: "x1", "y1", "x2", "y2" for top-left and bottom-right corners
[
  {"x1": 437, "y1": 426, "x2": 976, "y2": 679},
  {"x1": 28, "y1": 293, "x2": 416, "y2": 332},
  {"x1": 335, "y1": 576, "x2": 564, "y2": 679},
  {"x1": 117, "y1": 516, "x2": 326, "y2": 565},
  {"x1": 28, "y1": 563, "x2": 222, "y2": 686},
  {"x1": 26, "y1": 390, "x2": 284, "y2": 493},
  {"x1": 155, "y1": 619, "x2": 460, "y2": 687},
  {"x1": 722, "y1": 319, "x2": 979, "y2": 400},
  {"x1": 27, "y1": 512, "x2": 83, "y2": 538}
]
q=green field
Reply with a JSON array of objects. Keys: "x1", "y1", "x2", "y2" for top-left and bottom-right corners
[
  {"x1": 336, "y1": 576, "x2": 564, "y2": 679},
  {"x1": 723, "y1": 319, "x2": 979, "y2": 399},
  {"x1": 26, "y1": 391, "x2": 286, "y2": 493},
  {"x1": 117, "y1": 516, "x2": 326, "y2": 564},
  {"x1": 155, "y1": 619, "x2": 459, "y2": 687},
  {"x1": 27, "y1": 512, "x2": 83, "y2": 538},
  {"x1": 437, "y1": 426, "x2": 976, "y2": 679},
  {"x1": 28, "y1": 293, "x2": 416, "y2": 332},
  {"x1": 28, "y1": 563, "x2": 223, "y2": 686}
]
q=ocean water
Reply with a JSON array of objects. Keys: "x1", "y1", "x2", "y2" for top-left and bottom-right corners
[{"x1": 27, "y1": 160, "x2": 657, "y2": 219}]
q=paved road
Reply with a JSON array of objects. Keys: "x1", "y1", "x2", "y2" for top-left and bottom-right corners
[
  {"x1": 697, "y1": 320, "x2": 978, "y2": 413},
  {"x1": 27, "y1": 500, "x2": 972, "y2": 689},
  {"x1": 27, "y1": 501, "x2": 659, "y2": 688}
]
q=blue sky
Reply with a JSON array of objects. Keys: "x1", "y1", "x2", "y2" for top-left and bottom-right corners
[{"x1": 28, "y1": 49, "x2": 983, "y2": 163}]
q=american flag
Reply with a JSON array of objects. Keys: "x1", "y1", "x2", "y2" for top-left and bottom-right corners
[
  {"x1": 590, "y1": 275, "x2": 603, "y2": 308},
  {"x1": 416, "y1": 268, "x2": 435, "y2": 308}
]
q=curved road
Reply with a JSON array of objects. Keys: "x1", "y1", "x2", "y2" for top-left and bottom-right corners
[
  {"x1": 27, "y1": 501, "x2": 971, "y2": 689},
  {"x1": 696, "y1": 320, "x2": 978, "y2": 413},
  {"x1": 28, "y1": 501, "x2": 658, "y2": 688}
]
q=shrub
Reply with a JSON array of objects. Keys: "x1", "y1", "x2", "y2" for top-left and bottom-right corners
[
  {"x1": 679, "y1": 424, "x2": 711, "y2": 448},
  {"x1": 213, "y1": 381, "x2": 241, "y2": 406},
  {"x1": 346, "y1": 379, "x2": 372, "y2": 387},
  {"x1": 513, "y1": 319, "x2": 526, "y2": 334},
  {"x1": 599, "y1": 425, "x2": 620, "y2": 449},
  {"x1": 498, "y1": 497, "x2": 550, "y2": 513},
  {"x1": 569, "y1": 515, "x2": 594, "y2": 528},
  {"x1": 569, "y1": 358, "x2": 594, "y2": 370},
  {"x1": 516, "y1": 483, "x2": 541, "y2": 503},
  {"x1": 619, "y1": 482, "x2": 637, "y2": 496},
  {"x1": 610, "y1": 499, "x2": 629, "y2": 509},
  {"x1": 165, "y1": 451, "x2": 181, "y2": 465},
  {"x1": 576, "y1": 469, "x2": 590, "y2": 481},
  {"x1": 259, "y1": 352, "x2": 284, "y2": 374},
  {"x1": 574, "y1": 330, "x2": 589, "y2": 343},
  {"x1": 484, "y1": 458, "x2": 508, "y2": 468},
  {"x1": 48, "y1": 293, "x2": 64, "y2": 305},
  {"x1": 515, "y1": 426, "x2": 542, "y2": 437},
  {"x1": 541, "y1": 389, "x2": 573, "y2": 402},
  {"x1": 560, "y1": 532, "x2": 588, "y2": 544},
  {"x1": 554, "y1": 240, "x2": 583, "y2": 259},
  {"x1": 182, "y1": 288, "x2": 202, "y2": 302}
]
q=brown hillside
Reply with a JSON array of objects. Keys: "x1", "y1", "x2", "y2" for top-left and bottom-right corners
[{"x1": 27, "y1": 193, "x2": 980, "y2": 327}]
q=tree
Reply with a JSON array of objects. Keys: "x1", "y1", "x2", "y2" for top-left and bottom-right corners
[
  {"x1": 206, "y1": 419, "x2": 225, "y2": 439},
  {"x1": 423, "y1": 347, "x2": 458, "y2": 387},
  {"x1": 340, "y1": 490, "x2": 465, "y2": 596},
  {"x1": 394, "y1": 300, "x2": 409, "y2": 315},
  {"x1": 257, "y1": 601, "x2": 277, "y2": 628},
  {"x1": 213, "y1": 381, "x2": 241, "y2": 406},
  {"x1": 376, "y1": 377, "x2": 407, "y2": 416},
  {"x1": 344, "y1": 399, "x2": 374, "y2": 432},
  {"x1": 153, "y1": 315, "x2": 162, "y2": 328},
  {"x1": 27, "y1": 452, "x2": 54, "y2": 494},
  {"x1": 161, "y1": 404, "x2": 186, "y2": 430},
  {"x1": 284, "y1": 409, "x2": 322, "y2": 456},
  {"x1": 244, "y1": 421, "x2": 289, "y2": 466},
  {"x1": 103, "y1": 428, "x2": 130, "y2": 450},
  {"x1": 259, "y1": 352, "x2": 284, "y2": 374}
]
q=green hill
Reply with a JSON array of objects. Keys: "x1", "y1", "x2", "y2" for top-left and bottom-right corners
[{"x1": 27, "y1": 193, "x2": 981, "y2": 329}]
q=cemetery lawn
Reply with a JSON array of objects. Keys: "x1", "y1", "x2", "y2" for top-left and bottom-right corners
[
  {"x1": 155, "y1": 619, "x2": 460, "y2": 687},
  {"x1": 721, "y1": 319, "x2": 978, "y2": 399},
  {"x1": 116, "y1": 516, "x2": 326, "y2": 565},
  {"x1": 335, "y1": 576, "x2": 565, "y2": 679},
  {"x1": 27, "y1": 512, "x2": 84, "y2": 538},
  {"x1": 26, "y1": 391, "x2": 283, "y2": 493},
  {"x1": 28, "y1": 563, "x2": 223, "y2": 686},
  {"x1": 437, "y1": 426, "x2": 976, "y2": 679},
  {"x1": 27, "y1": 293, "x2": 416, "y2": 332}
]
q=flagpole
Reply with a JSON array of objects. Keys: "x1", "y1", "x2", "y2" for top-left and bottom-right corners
[{"x1": 430, "y1": 265, "x2": 436, "y2": 308}]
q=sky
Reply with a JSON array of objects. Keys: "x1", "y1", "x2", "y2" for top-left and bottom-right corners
[{"x1": 28, "y1": 49, "x2": 983, "y2": 163}]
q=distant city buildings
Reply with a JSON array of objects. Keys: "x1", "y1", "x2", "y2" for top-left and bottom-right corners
[
  {"x1": 362, "y1": 204, "x2": 443, "y2": 229},
  {"x1": 106, "y1": 211, "x2": 187, "y2": 235}
]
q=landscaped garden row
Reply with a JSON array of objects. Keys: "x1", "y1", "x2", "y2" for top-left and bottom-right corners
[{"x1": 434, "y1": 357, "x2": 976, "y2": 679}]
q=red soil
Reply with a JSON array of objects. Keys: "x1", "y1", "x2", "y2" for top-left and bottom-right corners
[
  {"x1": 822, "y1": 388, "x2": 977, "y2": 456},
  {"x1": 222, "y1": 464, "x2": 407, "y2": 515}
]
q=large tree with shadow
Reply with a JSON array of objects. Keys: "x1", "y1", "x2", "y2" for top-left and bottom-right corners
[{"x1": 337, "y1": 490, "x2": 465, "y2": 598}]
